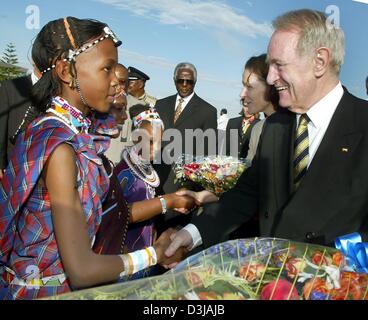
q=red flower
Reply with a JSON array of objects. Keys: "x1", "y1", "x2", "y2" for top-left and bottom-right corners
[
  {"x1": 185, "y1": 163, "x2": 200, "y2": 171},
  {"x1": 332, "y1": 252, "x2": 344, "y2": 267},
  {"x1": 188, "y1": 272, "x2": 203, "y2": 286},
  {"x1": 261, "y1": 279, "x2": 299, "y2": 300},
  {"x1": 312, "y1": 251, "x2": 329, "y2": 266},
  {"x1": 285, "y1": 258, "x2": 307, "y2": 279},
  {"x1": 186, "y1": 268, "x2": 214, "y2": 288},
  {"x1": 329, "y1": 272, "x2": 364, "y2": 300},
  {"x1": 239, "y1": 263, "x2": 266, "y2": 282}
]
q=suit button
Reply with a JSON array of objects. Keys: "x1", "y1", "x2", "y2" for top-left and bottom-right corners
[
  {"x1": 264, "y1": 212, "x2": 269, "y2": 219},
  {"x1": 306, "y1": 232, "x2": 316, "y2": 240}
]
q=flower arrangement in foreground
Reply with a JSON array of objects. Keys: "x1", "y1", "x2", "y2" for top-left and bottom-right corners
[
  {"x1": 50, "y1": 238, "x2": 368, "y2": 300},
  {"x1": 174, "y1": 155, "x2": 249, "y2": 195}
]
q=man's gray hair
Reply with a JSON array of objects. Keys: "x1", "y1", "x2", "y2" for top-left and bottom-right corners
[
  {"x1": 273, "y1": 9, "x2": 345, "y2": 75},
  {"x1": 174, "y1": 62, "x2": 197, "y2": 83}
]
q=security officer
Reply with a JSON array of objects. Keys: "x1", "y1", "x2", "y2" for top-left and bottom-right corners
[{"x1": 127, "y1": 66, "x2": 157, "y2": 108}]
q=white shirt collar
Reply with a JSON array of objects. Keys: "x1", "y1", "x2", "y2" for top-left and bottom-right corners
[
  {"x1": 31, "y1": 72, "x2": 39, "y2": 85},
  {"x1": 299, "y1": 82, "x2": 344, "y2": 129},
  {"x1": 176, "y1": 92, "x2": 194, "y2": 105}
]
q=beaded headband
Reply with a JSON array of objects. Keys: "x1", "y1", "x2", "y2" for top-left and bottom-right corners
[
  {"x1": 133, "y1": 108, "x2": 164, "y2": 130},
  {"x1": 41, "y1": 21, "x2": 122, "y2": 74}
]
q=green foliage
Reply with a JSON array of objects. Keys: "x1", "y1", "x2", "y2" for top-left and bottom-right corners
[{"x1": 0, "y1": 43, "x2": 26, "y2": 81}]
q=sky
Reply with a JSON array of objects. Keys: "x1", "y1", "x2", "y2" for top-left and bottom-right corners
[{"x1": 0, "y1": 0, "x2": 367, "y2": 117}]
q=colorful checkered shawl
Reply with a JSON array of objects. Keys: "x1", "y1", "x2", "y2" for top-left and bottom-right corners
[{"x1": 0, "y1": 115, "x2": 110, "y2": 299}]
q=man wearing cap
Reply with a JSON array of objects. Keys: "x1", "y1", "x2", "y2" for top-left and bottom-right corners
[{"x1": 127, "y1": 66, "x2": 157, "y2": 108}]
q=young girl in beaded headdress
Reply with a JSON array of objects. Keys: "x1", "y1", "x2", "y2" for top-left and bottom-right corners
[
  {"x1": 92, "y1": 71, "x2": 195, "y2": 265},
  {"x1": 0, "y1": 17, "x2": 193, "y2": 300},
  {"x1": 112, "y1": 104, "x2": 166, "y2": 279}
]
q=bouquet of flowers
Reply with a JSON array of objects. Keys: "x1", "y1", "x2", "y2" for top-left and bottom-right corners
[
  {"x1": 174, "y1": 155, "x2": 250, "y2": 195},
  {"x1": 49, "y1": 238, "x2": 368, "y2": 300}
]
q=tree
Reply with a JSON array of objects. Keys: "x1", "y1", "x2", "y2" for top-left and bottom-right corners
[{"x1": 0, "y1": 43, "x2": 26, "y2": 81}]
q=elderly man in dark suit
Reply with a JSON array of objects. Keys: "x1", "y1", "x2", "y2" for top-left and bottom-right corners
[
  {"x1": 154, "y1": 62, "x2": 217, "y2": 231},
  {"x1": 0, "y1": 72, "x2": 39, "y2": 179},
  {"x1": 165, "y1": 9, "x2": 368, "y2": 258}
]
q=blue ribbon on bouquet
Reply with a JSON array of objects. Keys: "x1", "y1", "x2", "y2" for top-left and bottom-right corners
[{"x1": 335, "y1": 233, "x2": 368, "y2": 273}]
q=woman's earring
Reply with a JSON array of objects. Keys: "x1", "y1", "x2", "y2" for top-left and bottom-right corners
[
  {"x1": 69, "y1": 78, "x2": 74, "y2": 89},
  {"x1": 69, "y1": 77, "x2": 77, "y2": 89}
]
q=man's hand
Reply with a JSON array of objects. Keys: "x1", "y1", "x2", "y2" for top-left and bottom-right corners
[
  {"x1": 153, "y1": 228, "x2": 188, "y2": 268},
  {"x1": 176, "y1": 189, "x2": 219, "y2": 206},
  {"x1": 169, "y1": 192, "x2": 196, "y2": 214},
  {"x1": 161, "y1": 228, "x2": 194, "y2": 269},
  {"x1": 0, "y1": 169, "x2": 3, "y2": 180}
]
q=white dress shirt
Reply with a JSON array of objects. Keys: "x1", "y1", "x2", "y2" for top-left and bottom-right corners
[
  {"x1": 31, "y1": 72, "x2": 39, "y2": 85},
  {"x1": 185, "y1": 82, "x2": 344, "y2": 249},
  {"x1": 175, "y1": 92, "x2": 194, "y2": 113},
  {"x1": 217, "y1": 114, "x2": 229, "y2": 131},
  {"x1": 297, "y1": 82, "x2": 343, "y2": 168}
]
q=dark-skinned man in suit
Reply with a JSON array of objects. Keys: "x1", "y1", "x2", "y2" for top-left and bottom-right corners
[{"x1": 154, "y1": 62, "x2": 217, "y2": 233}]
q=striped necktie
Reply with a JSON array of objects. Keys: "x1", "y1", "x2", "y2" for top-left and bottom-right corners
[
  {"x1": 174, "y1": 98, "x2": 184, "y2": 124},
  {"x1": 293, "y1": 114, "x2": 310, "y2": 188}
]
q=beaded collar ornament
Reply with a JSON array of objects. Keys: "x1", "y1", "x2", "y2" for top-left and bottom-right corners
[
  {"x1": 133, "y1": 108, "x2": 164, "y2": 129},
  {"x1": 46, "y1": 96, "x2": 91, "y2": 133},
  {"x1": 122, "y1": 146, "x2": 160, "y2": 188}
]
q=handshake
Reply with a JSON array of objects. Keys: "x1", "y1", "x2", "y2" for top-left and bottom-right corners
[
  {"x1": 153, "y1": 189, "x2": 219, "y2": 268},
  {"x1": 152, "y1": 227, "x2": 195, "y2": 269},
  {"x1": 170, "y1": 189, "x2": 219, "y2": 214}
]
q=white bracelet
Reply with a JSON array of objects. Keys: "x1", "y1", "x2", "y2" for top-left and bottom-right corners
[
  {"x1": 158, "y1": 196, "x2": 167, "y2": 214},
  {"x1": 118, "y1": 246, "x2": 158, "y2": 278},
  {"x1": 118, "y1": 254, "x2": 130, "y2": 278}
]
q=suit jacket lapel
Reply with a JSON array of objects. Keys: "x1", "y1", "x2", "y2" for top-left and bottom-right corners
[
  {"x1": 297, "y1": 90, "x2": 362, "y2": 191},
  {"x1": 272, "y1": 111, "x2": 296, "y2": 208},
  {"x1": 162, "y1": 95, "x2": 177, "y2": 129},
  {"x1": 271, "y1": 90, "x2": 363, "y2": 239},
  {"x1": 232, "y1": 117, "x2": 243, "y2": 141}
]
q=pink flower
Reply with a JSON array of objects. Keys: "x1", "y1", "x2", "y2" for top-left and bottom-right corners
[{"x1": 261, "y1": 279, "x2": 299, "y2": 300}]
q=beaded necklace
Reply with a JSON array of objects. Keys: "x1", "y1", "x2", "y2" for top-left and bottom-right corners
[
  {"x1": 46, "y1": 96, "x2": 91, "y2": 133},
  {"x1": 122, "y1": 147, "x2": 160, "y2": 191}
]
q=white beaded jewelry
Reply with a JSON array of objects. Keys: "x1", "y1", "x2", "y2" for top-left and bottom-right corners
[{"x1": 118, "y1": 246, "x2": 157, "y2": 278}]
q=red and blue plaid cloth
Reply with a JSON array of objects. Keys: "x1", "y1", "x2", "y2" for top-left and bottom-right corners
[{"x1": 0, "y1": 116, "x2": 110, "y2": 300}]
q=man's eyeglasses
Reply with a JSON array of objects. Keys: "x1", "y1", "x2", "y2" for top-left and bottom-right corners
[{"x1": 176, "y1": 79, "x2": 195, "y2": 85}]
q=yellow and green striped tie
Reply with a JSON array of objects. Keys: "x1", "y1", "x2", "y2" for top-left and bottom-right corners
[{"x1": 293, "y1": 114, "x2": 310, "y2": 188}]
